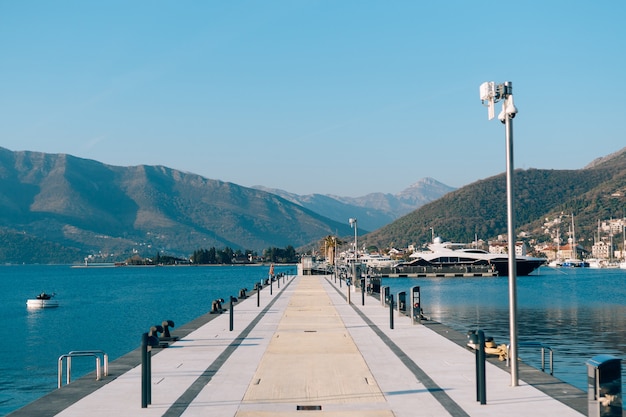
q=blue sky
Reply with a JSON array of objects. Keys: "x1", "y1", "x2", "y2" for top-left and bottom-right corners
[{"x1": 1, "y1": 1, "x2": 624, "y2": 196}]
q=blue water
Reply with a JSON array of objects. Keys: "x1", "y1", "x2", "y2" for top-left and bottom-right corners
[
  {"x1": 0, "y1": 265, "x2": 624, "y2": 415},
  {"x1": 382, "y1": 266, "x2": 626, "y2": 404},
  {"x1": 0, "y1": 264, "x2": 294, "y2": 416}
]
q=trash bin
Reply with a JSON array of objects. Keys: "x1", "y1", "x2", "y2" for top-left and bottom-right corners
[{"x1": 587, "y1": 354, "x2": 622, "y2": 417}]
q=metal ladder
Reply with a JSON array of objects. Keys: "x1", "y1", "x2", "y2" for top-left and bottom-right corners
[{"x1": 506, "y1": 342, "x2": 554, "y2": 375}]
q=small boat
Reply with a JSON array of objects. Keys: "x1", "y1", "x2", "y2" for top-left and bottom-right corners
[
  {"x1": 561, "y1": 258, "x2": 589, "y2": 268},
  {"x1": 27, "y1": 292, "x2": 59, "y2": 309}
]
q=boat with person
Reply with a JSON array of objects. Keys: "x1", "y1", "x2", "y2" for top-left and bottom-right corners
[
  {"x1": 400, "y1": 237, "x2": 545, "y2": 276},
  {"x1": 26, "y1": 292, "x2": 59, "y2": 309}
]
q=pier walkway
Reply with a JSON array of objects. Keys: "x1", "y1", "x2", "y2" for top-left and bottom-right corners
[{"x1": 10, "y1": 274, "x2": 587, "y2": 417}]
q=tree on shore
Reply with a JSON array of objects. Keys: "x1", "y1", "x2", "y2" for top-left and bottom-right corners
[{"x1": 320, "y1": 235, "x2": 343, "y2": 264}]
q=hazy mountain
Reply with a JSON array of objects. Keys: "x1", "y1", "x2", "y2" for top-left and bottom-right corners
[
  {"x1": 361, "y1": 147, "x2": 626, "y2": 252},
  {"x1": 253, "y1": 177, "x2": 455, "y2": 231},
  {"x1": 0, "y1": 147, "x2": 355, "y2": 263}
]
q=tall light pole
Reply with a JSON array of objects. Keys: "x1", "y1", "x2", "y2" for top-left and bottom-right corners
[
  {"x1": 480, "y1": 81, "x2": 519, "y2": 386},
  {"x1": 333, "y1": 236, "x2": 338, "y2": 283},
  {"x1": 349, "y1": 218, "x2": 358, "y2": 282}
]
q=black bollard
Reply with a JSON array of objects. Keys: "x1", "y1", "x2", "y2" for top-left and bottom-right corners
[
  {"x1": 361, "y1": 278, "x2": 365, "y2": 306},
  {"x1": 257, "y1": 283, "x2": 260, "y2": 308},
  {"x1": 229, "y1": 296, "x2": 235, "y2": 331},
  {"x1": 389, "y1": 294, "x2": 394, "y2": 330},
  {"x1": 476, "y1": 330, "x2": 487, "y2": 404},
  {"x1": 161, "y1": 320, "x2": 175, "y2": 339},
  {"x1": 141, "y1": 333, "x2": 151, "y2": 408},
  {"x1": 270, "y1": 276, "x2": 273, "y2": 295}
]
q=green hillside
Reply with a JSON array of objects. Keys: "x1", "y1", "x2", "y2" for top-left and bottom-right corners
[{"x1": 361, "y1": 148, "x2": 626, "y2": 252}]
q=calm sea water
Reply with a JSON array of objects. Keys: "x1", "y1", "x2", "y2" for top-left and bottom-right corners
[
  {"x1": 0, "y1": 264, "x2": 294, "y2": 416},
  {"x1": 0, "y1": 265, "x2": 624, "y2": 415},
  {"x1": 382, "y1": 266, "x2": 626, "y2": 405}
]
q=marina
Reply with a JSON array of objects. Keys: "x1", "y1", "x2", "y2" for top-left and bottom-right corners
[{"x1": 1, "y1": 265, "x2": 624, "y2": 415}]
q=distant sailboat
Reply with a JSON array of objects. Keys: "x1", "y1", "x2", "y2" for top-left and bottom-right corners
[{"x1": 562, "y1": 214, "x2": 588, "y2": 267}]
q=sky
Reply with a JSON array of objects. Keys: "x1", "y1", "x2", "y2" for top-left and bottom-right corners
[{"x1": 1, "y1": 1, "x2": 624, "y2": 197}]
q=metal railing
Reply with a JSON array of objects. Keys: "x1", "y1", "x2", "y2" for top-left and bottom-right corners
[
  {"x1": 58, "y1": 350, "x2": 108, "y2": 388},
  {"x1": 506, "y1": 342, "x2": 553, "y2": 375}
]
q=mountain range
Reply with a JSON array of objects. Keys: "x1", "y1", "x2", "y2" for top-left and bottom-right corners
[
  {"x1": 3, "y1": 145, "x2": 626, "y2": 264},
  {"x1": 0, "y1": 147, "x2": 451, "y2": 263},
  {"x1": 361, "y1": 147, "x2": 626, "y2": 253},
  {"x1": 254, "y1": 177, "x2": 455, "y2": 231}
]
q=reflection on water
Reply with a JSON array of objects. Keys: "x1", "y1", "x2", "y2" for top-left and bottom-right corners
[{"x1": 382, "y1": 267, "x2": 626, "y2": 399}]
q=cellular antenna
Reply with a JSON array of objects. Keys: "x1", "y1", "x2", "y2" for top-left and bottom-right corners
[{"x1": 479, "y1": 80, "x2": 520, "y2": 387}]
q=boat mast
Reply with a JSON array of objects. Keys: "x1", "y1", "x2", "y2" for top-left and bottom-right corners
[
  {"x1": 556, "y1": 227, "x2": 560, "y2": 261},
  {"x1": 571, "y1": 214, "x2": 577, "y2": 260}
]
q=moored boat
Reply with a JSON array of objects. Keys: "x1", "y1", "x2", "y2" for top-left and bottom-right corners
[
  {"x1": 26, "y1": 292, "x2": 59, "y2": 309},
  {"x1": 404, "y1": 237, "x2": 545, "y2": 276},
  {"x1": 359, "y1": 253, "x2": 397, "y2": 268},
  {"x1": 561, "y1": 258, "x2": 589, "y2": 268}
]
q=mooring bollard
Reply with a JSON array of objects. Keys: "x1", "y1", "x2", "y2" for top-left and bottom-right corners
[
  {"x1": 389, "y1": 294, "x2": 394, "y2": 329},
  {"x1": 257, "y1": 283, "x2": 260, "y2": 307},
  {"x1": 476, "y1": 329, "x2": 486, "y2": 404}
]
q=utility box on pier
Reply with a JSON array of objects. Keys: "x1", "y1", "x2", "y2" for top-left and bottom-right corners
[
  {"x1": 396, "y1": 291, "x2": 406, "y2": 314},
  {"x1": 586, "y1": 354, "x2": 622, "y2": 417},
  {"x1": 380, "y1": 286, "x2": 389, "y2": 306},
  {"x1": 410, "y1": 286, "x2": 421, "y2": 324}
]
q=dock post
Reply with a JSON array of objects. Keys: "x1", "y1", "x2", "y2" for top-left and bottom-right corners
[
  {"x1": 389, "y1": 294, "x2": 394, "y2": 329},
  {"x1": 347, "y1": 281, "x2": 351, "y2": 304},
  {"x1": 476, "y1": 330, "x2": 487, "y2": 404},
  {"x1": 141, "y1": 332, "x2": 150, "y2": 408},
  {"x1": 257, "y1": 284, "x2": 260, "y2": 307},
  {"x1": 361, "y1": 278, "x2": 365, "y2": 306},
  {"x1": 229, "y1": 296, "x2": 235, "y2": 331}
]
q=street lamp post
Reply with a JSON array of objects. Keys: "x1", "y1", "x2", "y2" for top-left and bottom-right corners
[
  {"x1": 480, "y1": 81, "x2": 519, "y2": 386},
  {"x1": 349, "y1": 218, "x2": 358, "y2": 283},
  {"x1": 333, "y1": 236, "x2": 338, "y2": 283}
]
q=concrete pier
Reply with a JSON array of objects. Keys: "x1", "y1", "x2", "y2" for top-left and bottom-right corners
[{"x1": 9, "y1": 274, "x2": 587, "y2": 416}]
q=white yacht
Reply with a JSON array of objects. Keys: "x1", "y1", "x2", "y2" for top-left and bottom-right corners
[
  {"x1": 359, "y1": 253, "x2": 397, "y2": 268},
  {"x1": 406, "y1": 237, "x2": 545, "y2": 276}
]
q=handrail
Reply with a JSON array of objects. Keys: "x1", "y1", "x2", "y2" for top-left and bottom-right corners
[
  {"x1": 69, "y1": 350, "x2": 108, "y2": 377},
  {"x1": 506, "y1": 342, "x2": 553, "y2": 375},
  {"x1": 57, "y1": 350, "x2": 108, "y2": 388}
]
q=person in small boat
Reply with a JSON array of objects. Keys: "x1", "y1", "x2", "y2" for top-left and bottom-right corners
[{"x1": 37, "y1": 292, "x2": 52, "y2": 300}]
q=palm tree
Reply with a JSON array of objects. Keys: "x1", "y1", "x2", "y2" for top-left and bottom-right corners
[{"x1": 320, "y1": 235, "x2": 343, "y2": 265}]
